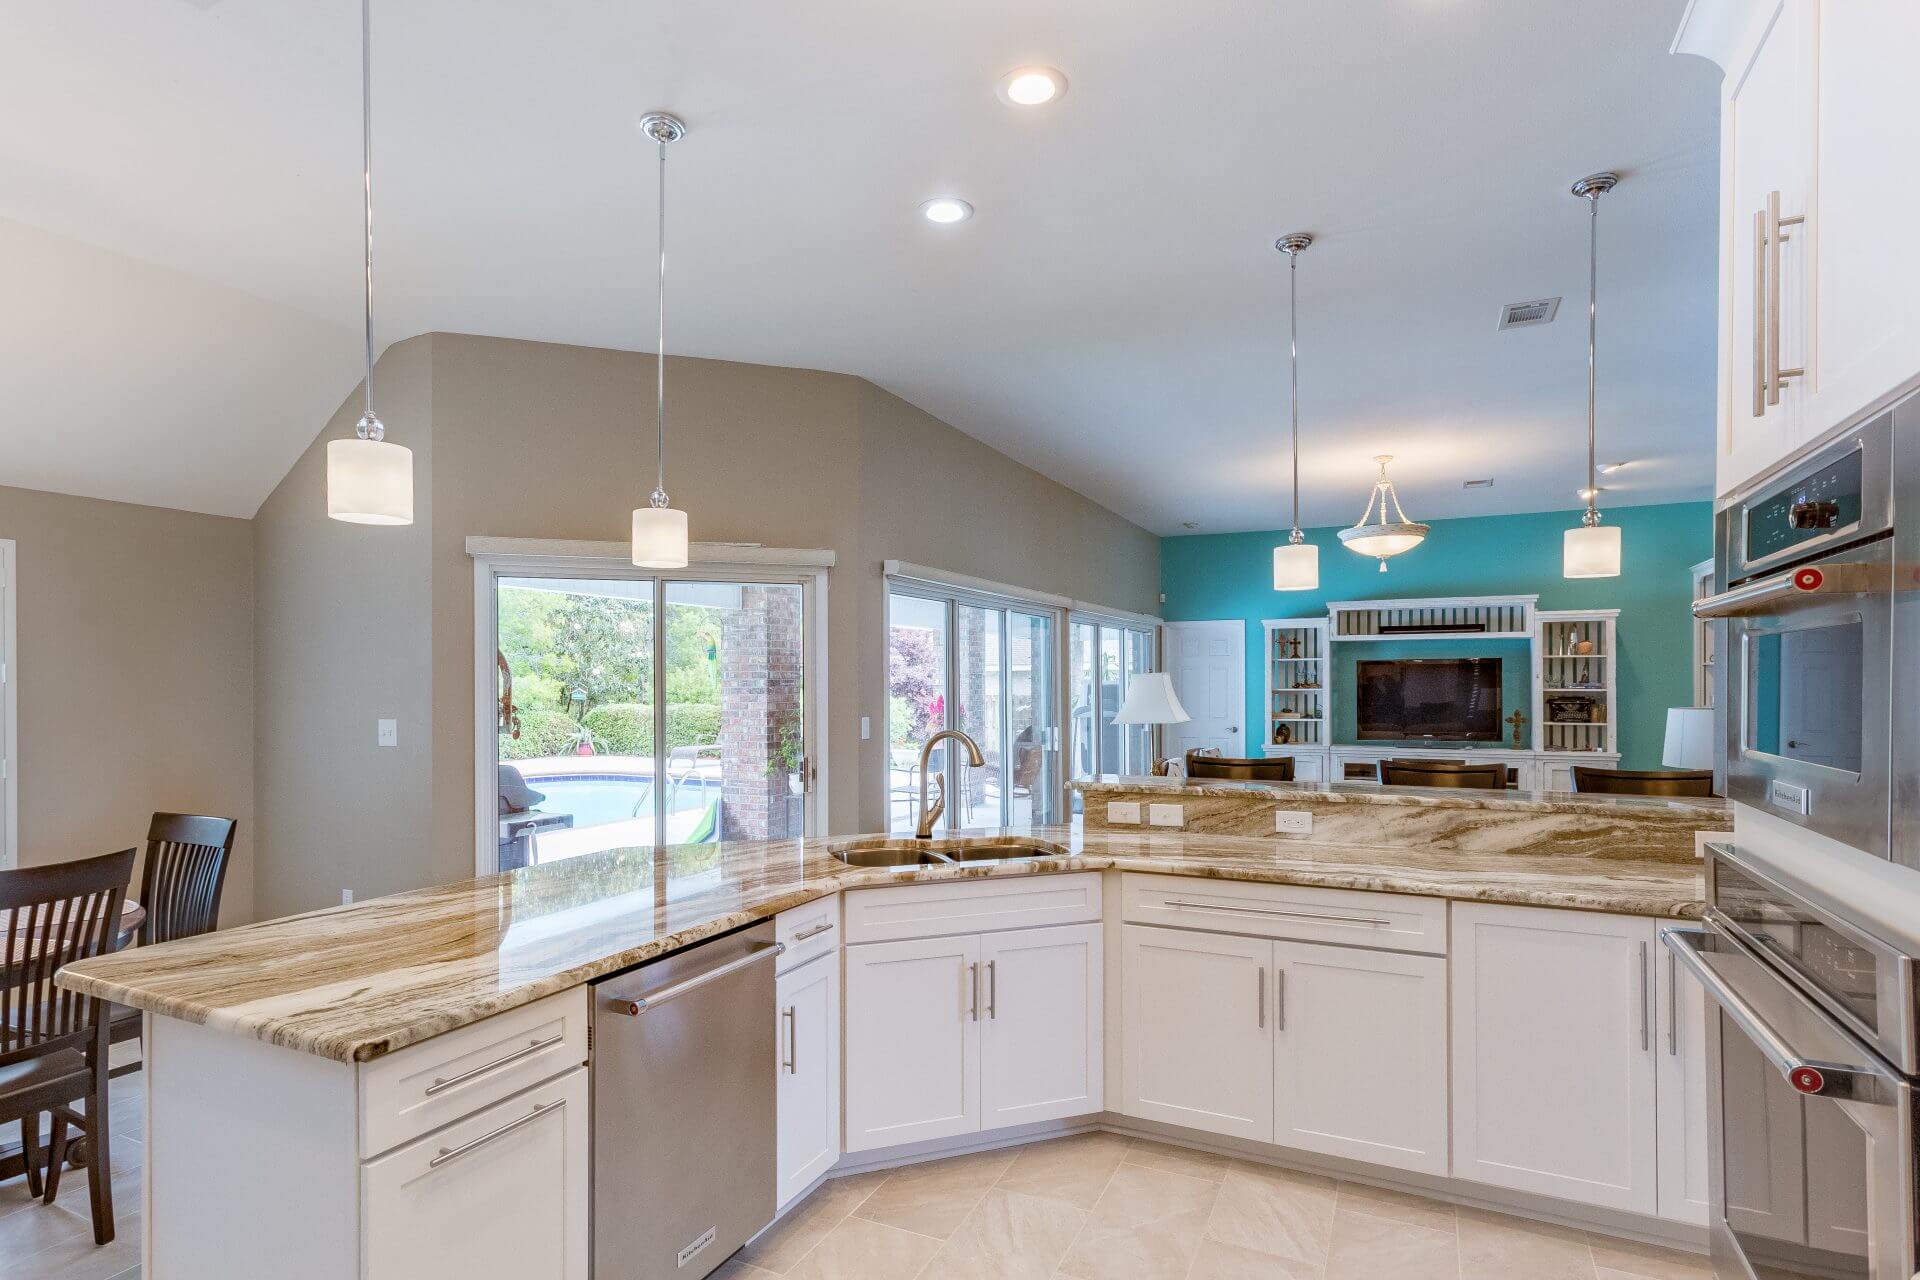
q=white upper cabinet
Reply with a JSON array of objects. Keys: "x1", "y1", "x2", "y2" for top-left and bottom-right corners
[
  {"x1": 1679, "y1": 0, "x2": 1920, "y2": 497},
  {"x1": 1450, "y1": 903, "x2": 1659, "y2": 1214},
  {"x1": 1272, "y1": 940, "x2": 1449, "y2": 1177},
  {"x1": 1120, "y1": 924, "x2": 1274, "y2": 1143}
]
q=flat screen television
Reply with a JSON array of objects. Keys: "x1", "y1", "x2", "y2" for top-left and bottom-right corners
[{"x1": 1355, "y1": 658, "x2": 1503, "y2": 742}]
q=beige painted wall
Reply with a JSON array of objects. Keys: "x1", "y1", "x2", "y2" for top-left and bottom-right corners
[
  {"x1": 253, "y1": 333, "x2": 1158, "y2": 916},
  {"x1": 0, "y1": 484, "x2": 254, "y2": 922}
]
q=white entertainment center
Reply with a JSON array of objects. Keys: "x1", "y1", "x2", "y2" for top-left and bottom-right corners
[{"x1": 1261, "y1": 594, "x2": 1621, "y2": 791}]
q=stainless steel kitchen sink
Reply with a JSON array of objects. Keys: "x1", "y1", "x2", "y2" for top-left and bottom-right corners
[{"x1": 829, "y1": 838, "x2": 1066, "y2": 867}]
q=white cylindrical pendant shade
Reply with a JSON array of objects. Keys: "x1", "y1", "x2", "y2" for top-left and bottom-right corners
[
  {"x1": 1663, "y1": 706, "x2": 1715, "y2": 771},
  {"x1": 1113, "y1": 672, "x2": 1191, "y2": 725},
  {"x1": 1563, "y1": 523, "x2": 1622, "y2": 578},
  {"x1": 631, "y1": 506, "x2": 689, "y2": 569},
  {"x1": 326, "y1": 439, "x2": 414, "y2": 525},
  {"x1": 1272, "y1": 541, "x2": 1320, "y2": 591}
]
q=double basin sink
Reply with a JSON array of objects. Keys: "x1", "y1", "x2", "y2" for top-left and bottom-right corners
[{"x1": 829, "y1": 837, "x2": 1070, "y2": 868}]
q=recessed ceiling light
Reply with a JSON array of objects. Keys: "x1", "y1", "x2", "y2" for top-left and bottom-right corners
[
  {"x1": 920, "y1": 197, "x2": 974, "y2": 225},
  {"x1": 997, "y1": 66, "x2": 1067, "y2": 106}
]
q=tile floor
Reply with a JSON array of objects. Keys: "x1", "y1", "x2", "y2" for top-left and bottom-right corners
[
  {"x1": 1, "y1": 1095, "x2": 1712, "y2": 1280},
  {"x1": 720, "y1": 1133, "x2": 1713, "y2": 1280},
  {"x1": 0, "y1": 1072, "x2": 142, "y2": 1280}
]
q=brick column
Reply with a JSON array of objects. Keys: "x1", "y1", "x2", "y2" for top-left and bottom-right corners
[{"x1": 719, "y1": 587, "x2": 806, "y2": 840}]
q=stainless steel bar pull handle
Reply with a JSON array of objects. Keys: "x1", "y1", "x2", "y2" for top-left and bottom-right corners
[
  {"x1": 967, "y1": 961, "x2": 979, "y2": 1022},
  {"x1": 1639, "y1": 941, "x2": 1650, "y2": 1052},
  {"x1": 781, "y1": 1006, "x2": 796, "y2": 1074},
  {"x1": 1666, "y1": 949, "x2": 1679, "y2": 1057},
  {"x1": 791, "y1": 920, "x2": 834, "y2": 943},
  {"x1": 1257, "y1": 967, "x2": 1266, "y2": 1029},
  {"x1": 428, "y1": 1100, "x2": 562, "y2": 1169},
  {"x1": 1165, "y1": 899, "x2": 1390, "y2": 928},
  {"x1": 1752, "y1": 207, "x2": 1767, "y2": 417},
  {"x1": 425, "y1": 1034, "x2": 565, "y2": 1097},
  {"x1": 1765, "y1": 190, "x2": 1806, "y2": 407},
  {"x1": 607, "y1": 942, "x2": 785, "y2": 1015},
  {"x1": 1275, "y1": 968, "x2": 1286, "y2": 1032},
  {"x1": 986, "y1": 960, "x2": 997, "y2": 1020}
]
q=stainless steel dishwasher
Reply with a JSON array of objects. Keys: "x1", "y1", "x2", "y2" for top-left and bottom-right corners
[{"x1": 592, "y1": 921, "x2": 782, "y2": 1280}]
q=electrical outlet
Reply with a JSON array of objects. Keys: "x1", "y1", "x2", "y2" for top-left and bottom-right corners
[
  {"x1": 1106, "y1": 801, "x2": 1142, "y2": 825},
  {"x1": 377, "y1": 718, "x2": 398, "y2": 747},
  {"x1": 1148, "y1": 803, "x2": 1184, "y2": 828},
  {"x1": 1275, "y1": 809, "x2": 1314, "y2": 835}
]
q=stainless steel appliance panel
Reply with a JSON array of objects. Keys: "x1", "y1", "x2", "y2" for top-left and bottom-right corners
[{"x1": 592, "y1": 922, "x2": 781, "y2": 1280}]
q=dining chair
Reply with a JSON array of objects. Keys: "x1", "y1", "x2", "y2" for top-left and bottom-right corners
[
  {"x1": 1378, "y1": 760, "x2": 1508, "y2": 789},
  {"x1": 107, "y1": 814, "x2": 238, "y2": 1068},
  {"x1": 1571, "y1": 767, "x2": 1716, "y2": 797},
  {"x1": 1185, "y1": 752, "x2": 1296, "y2": 782},
  {"x1": 0, "y1": 847, "x2": 136, "y2": 1244}
]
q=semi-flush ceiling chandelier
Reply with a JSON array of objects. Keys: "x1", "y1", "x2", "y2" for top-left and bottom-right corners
[
  {"x1": 631, "y1": 112, "x2": 691, "y2": 570},
  {"x1": 326, "y1": 0, "x2": 413, "y2": 525},
  {"x1": 1565, "y1": 171, "x2": 1623, "y2": 579},
  {"x1": 1272, "y1": 233, "x2": 1318, "y2": 591},
  {"x1": 1338, "y1": 455, "x2": 1428, "y2": 572}
]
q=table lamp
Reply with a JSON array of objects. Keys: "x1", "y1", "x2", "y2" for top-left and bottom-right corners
[{"x1": 1114, "y1": 673, "x2": 1192, "y2": 776}]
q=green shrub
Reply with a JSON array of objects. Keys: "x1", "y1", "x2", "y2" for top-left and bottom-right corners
[
  {"x1": 583, "y1": 703, "x2": 650, "y2": 755},
  {"x1": 666, "y1": 703, "x2": 721, "y2": 750},
  {"x1": 500, "y1": 707, "x2": 581, "y2": 761}
]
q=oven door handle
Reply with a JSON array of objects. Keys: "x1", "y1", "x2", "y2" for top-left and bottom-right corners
[
  {"x1": 1661, "y1": 926, "x2": 1894, "y2": 1104},
  {"x1": 1692, "y1": 559, "x2": 1880, "y2": 619}
]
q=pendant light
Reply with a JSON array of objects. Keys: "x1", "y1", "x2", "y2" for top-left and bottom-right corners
[
  {"x1": 326, "y1": 0, "x2": 414, "y2": 525},
  {"x1": 1338, "y1": 455, "x2": 1428, "y2": 572},
  {"x1": 1272, "y1": 234, "x2": 1319, "y2": 591},
  {"x1": 631, "y1": 112, "x2": 691, "y2": 569},
  {"x1": 1564, "y1": 171, "x2": 1623, "y2": 579}
]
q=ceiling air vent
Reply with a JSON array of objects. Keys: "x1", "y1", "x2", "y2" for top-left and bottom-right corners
[
  {"x1": 1498, "y1": 297, "x2": 1561, "y2": 330},
  {"x1": 1463, "y1": 478, "x2": 1494, "y2": 489}
]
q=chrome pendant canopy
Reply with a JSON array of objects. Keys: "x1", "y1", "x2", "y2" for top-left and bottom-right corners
[{"x1": 1338, "y1": 455, "x2": 1428, "y2": 572}]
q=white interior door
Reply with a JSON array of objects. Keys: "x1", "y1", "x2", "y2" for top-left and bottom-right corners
[{"x1": 1164, "y1": 621, "x2": 1244, "y2": 761}]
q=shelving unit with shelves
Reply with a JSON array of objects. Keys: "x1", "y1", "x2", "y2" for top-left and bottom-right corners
[
  {"x1": 1261, "y1": 617, "x2": 1330, "y2": 780},
  {"x1": 1534, "y1": 610, "x2": 1619, "y2": 757}
]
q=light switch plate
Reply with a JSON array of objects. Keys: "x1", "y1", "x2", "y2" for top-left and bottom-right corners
[
  {"x1": 1275, "y1": 809, "x2": 1313, "y2": 835},
  {"x1": 860, "y1": 716, "x2": 872, "y2": 741},
  {"x1": 1107, "y1": 801, "x2": 1142, "y2": 825},
  {"x1": 1148, "y1": 803, "x2": 1184, "y2": 828},
  {"x1": 377, "y1": 718, "x2": 398, "y2": 747}
]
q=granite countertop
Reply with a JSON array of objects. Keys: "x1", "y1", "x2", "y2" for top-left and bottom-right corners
[
  {"x1": 58, "y1": 825, "x2": 1705, "y2": 1064},
  {"x1": 1074, "y1": 774, "x2": 1731, "y2": 820}
]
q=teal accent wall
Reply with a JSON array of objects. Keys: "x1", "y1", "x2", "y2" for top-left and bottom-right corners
[{"x1": 1160, "y1": 502, "x2": 1712, "y2": 769}]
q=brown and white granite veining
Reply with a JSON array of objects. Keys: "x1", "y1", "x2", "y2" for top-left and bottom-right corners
[
  {"x1": 1075, "y1": 777, "x2": 1727, "y2": 862},
  {"x1": 57, "y1": 824, "x2": 1704, "y2": 1064}
]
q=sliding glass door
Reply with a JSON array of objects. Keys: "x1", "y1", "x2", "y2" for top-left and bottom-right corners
[
  {"x1": 1068, "y1": 615, "x2": 1158, "y2": 808},
  {"x1": 887, "y1": 589, "x2": 1060, "y2": 834},
  {"x1": 493, "y1": 572, "x2": 811, "y2": 868}
]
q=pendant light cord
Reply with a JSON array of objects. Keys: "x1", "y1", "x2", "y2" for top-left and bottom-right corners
[
  {"x1": 1288, "y1": 249, "x2": 1302, "y2": 541},
  {"x1": 1583, "y1": 188, "x2": 1599, "y2": 527},
  {"x1": 357, "y1": 0, "x2": 381, "y2": 441},
  {"x1": 651, "y1": 134, "x2": 669, "y2": 508}
]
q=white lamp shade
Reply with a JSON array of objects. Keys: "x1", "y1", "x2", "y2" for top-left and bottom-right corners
[
  {"x1": 1273, "y1": 540, "x2": 1320, "y2": 591},
  {"x1": 1563, "y1": 523, "x2": 1622, "y2": 578},
  {"x1": 326, "y1": 439, "x2": 414, "y2": 525},
  {"x1": 1663, "y1": 707, "x2": 1715, "y2": 771},
  {"x1": 631, "y1": 506, "x2": 689, "y2": 569},
  {"x1": 1114, "y1": 672, "x2": 1191, "y2": 725}
]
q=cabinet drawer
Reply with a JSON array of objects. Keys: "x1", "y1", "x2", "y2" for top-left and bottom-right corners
[
  {"x1": 1120, "y1": 874, "x2": 1445, "y2": 955},
  {"x1": 359, "y1": 988, "x2": 588, "y2": 1158},
  {"x1": 775, "y1": 896, "x2": 840, "y2": 974},
  {"x1": 843, "y1": 873, "x2": 1101, "y2": 944}
]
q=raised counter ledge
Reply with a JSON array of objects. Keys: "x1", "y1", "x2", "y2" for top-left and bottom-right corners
[
  {"x1": 57, "y1": 825, "x2": 1704, "y2": 1064},
  {"x1": 1074, "y1": 774, "x2": 1729, "y2": 819}
]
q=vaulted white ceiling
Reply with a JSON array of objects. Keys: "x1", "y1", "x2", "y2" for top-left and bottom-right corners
[{"x1": 1, "y1": 0, "x2": 1720, "y2": 529}]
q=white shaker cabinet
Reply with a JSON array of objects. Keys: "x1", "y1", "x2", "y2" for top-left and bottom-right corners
[
  {"x1": 1272, "y1": 940, "x2": 1449, "y2": 1177},
  {"x1": 1120, "y1": 924, "x2": 1274, "y2": 1143},
  {"x1": 978, "y1": 923, "x2": 1104, "y2": 1129},
  {"x1": 361, "y1": 1067, "x2": 590, "y2": 1280},
  {"x1": 1450, "y1": 903, "x2": 1659, "y2": 1214},
  {"x1": 775, "y1": 952, "x2": 840, "y2": 1208},
  {"x1": 843, "y1": 933, "x2": 981, "y2": 1151}
]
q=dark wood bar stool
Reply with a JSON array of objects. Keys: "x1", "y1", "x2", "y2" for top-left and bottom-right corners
[
  {"x1": 0, "y1": 847, "x2": 137, "y2": 1245},
  {"x1": 1572, "y1": 767, "x2": 1716, "y2": 797},
  {"x1": 107, "y1": 814, "x2": 238, "y2": 1072},
  {"x1": 1379, "y1": 760, "x2": 1508, "y2": 789},
  {"x1": 1185, "y1": 752, "x2": 1295, "y2": 782}
]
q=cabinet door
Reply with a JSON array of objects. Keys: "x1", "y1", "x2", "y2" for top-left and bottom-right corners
[
  {"x1": 776, "y1": 953, "x2": 840, "y2": 1208},
  {"x1": 979, "y1": 923, "x2": 1103, "y2": 1128},
  {"x1": 1451, "y1": 904, "x2": 1658, "y2": 1213},
  {"x1": 362, "y1": 1068, "x2": 589, "y2": 1280},
  {"x1": 1655, "y1": 924, "x2": 1710, "y2": 1225},
  {"x1": 1273, "y1": 940, "x2": 1448, "y2": 1177},
  {"x1": 1120, "y1": 924, "x2": 1273, "y2": 1142},
  {"x1": 1721, "y1": 0, "x2": 1816, "y2": 494},
  {"x1": 843, "y1": 935, "x2": 980, "y2": 1152}
]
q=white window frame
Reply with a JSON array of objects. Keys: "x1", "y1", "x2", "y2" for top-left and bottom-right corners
[
  {"x1": 0, "y1": 539, "x2": 16, "y2": 870},
  {"x1": 469, "y1": 538, "x2": 832, "y2": 876},
  {"x1": 1067, "y1": 609, "x2": 1163, "y2": 782}
]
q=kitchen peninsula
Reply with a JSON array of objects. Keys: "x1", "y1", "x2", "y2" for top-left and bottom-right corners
[{"x1": 60, "y1": 788, "x2": 1727, "y2": 1279}]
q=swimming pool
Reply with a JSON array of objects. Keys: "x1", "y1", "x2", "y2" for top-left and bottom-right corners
[{"x1": 529, "y1": 774, "x2": 722, "y2": 836}]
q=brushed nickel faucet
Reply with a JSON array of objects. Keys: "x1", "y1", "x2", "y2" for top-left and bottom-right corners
[{"x1": 915, "y1": 729, "x2": 985, "y2": 839}]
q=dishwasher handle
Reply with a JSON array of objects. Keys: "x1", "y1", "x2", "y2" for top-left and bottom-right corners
[{"x1": 605, "y1": 941, "x2": 785, "y2": 1016}]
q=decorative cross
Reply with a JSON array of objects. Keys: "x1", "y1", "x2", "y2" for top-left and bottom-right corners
[{"x1": 1505, "y1": 709, "x2": 1529, "y2": 750}]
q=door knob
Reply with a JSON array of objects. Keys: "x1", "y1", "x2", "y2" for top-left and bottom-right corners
[{"x1": 1228, "y1": 726, "x2": 1239, "y2": 733}]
